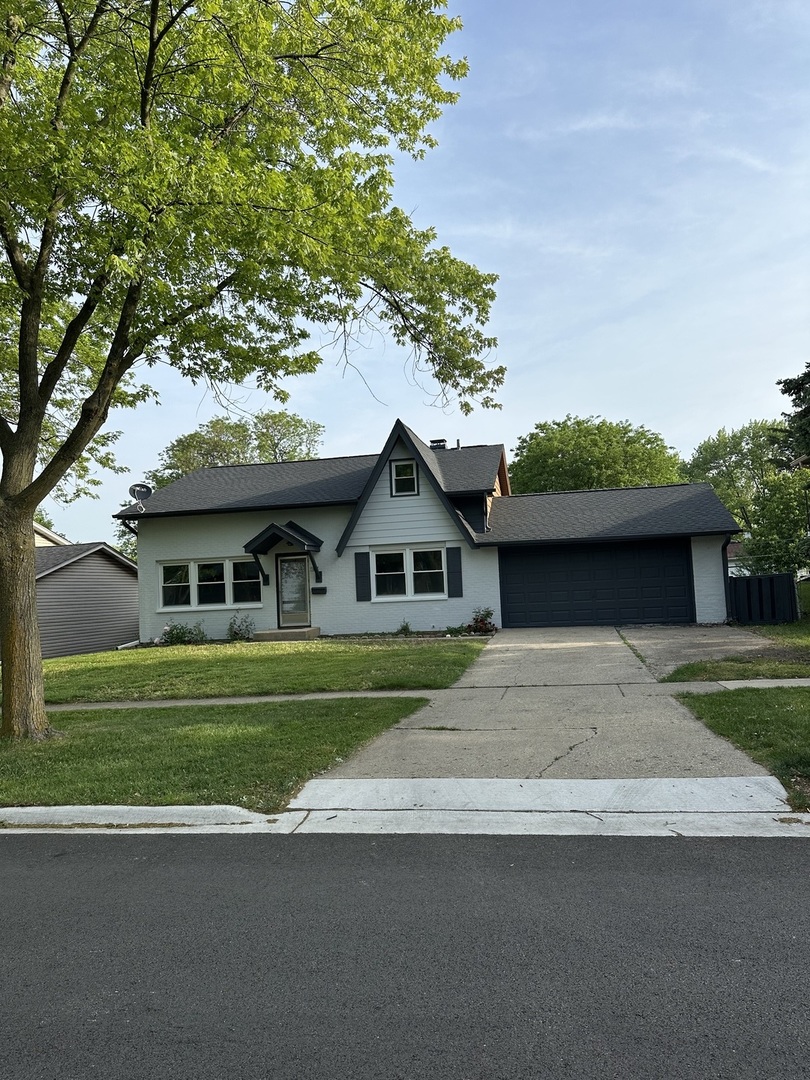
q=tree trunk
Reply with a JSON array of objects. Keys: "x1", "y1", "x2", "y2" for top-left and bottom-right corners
[{"x1": 0, "y1": 505, "x2": 50, "y2": 739}]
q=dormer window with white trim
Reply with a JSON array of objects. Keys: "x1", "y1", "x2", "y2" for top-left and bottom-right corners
[{"x1": 390, "y1": 459, "x2": 418, "y2": 496}]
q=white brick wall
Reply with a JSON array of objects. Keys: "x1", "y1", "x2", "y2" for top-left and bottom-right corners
[
  {"x1": 136, "y1": 503, "x2": 501, "y2": 641},
  {"x1": 339, "y1": 543, "x2": 501, "y2": 634},
  {"x1": 691, "y1": 535, "x2": 729, "y2": 623}
]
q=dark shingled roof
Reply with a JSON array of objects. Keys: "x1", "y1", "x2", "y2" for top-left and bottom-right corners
[
  {"x1": 479, "y1": 484, "x2": 740, "y2": 544},
  {"x1": 35, "y1": 543, "x2": 137, "y2": 578},
  {"x1": 118, "y1": 454, "x2": 379, "y2": 519},
  {"x1": 117, "y1": 438, "x2": 506, "y2": 520}
]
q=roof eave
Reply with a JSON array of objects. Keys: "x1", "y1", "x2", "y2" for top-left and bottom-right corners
[
  {"x1": 476, "y1": 527, "x2": 742, "y2": 547},
  {"x1": 116, "y1": 499, "x2": 359, "y2": 522}
]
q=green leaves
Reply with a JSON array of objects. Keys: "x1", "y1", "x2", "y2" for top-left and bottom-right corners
[
  {"x1": 509, "y1": 415, "x2": 683, "y2": 494},
  {"x1": 144, "y1": 409, "x2": 325, "y2": 488},
  {"x1": 1, "y1": 0, "x2": 500, "y2": 510}
]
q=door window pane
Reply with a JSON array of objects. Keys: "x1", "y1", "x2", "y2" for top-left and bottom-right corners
[
  {"x1": 279, "y1": 558, "x2": 309, "y2": 626},
  {"x1": 197, "y1": 562, "x2": 226, "y2": 605},
  {"x1": 162, "y1": 564, "x2": 191, "y2": 606},
  {"x1": 232, "y1": 561, "x2": 262, "y2": 603},
  {"x1": 375, "y1": 552, "x2": 406, "y2": 596}
]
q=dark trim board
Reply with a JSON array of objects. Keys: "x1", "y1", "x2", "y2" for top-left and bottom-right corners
[{"x1": 498, "y1": 539, "x2": 695, "y2": 627}]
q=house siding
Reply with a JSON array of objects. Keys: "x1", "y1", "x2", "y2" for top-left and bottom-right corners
[
  {"x1": 37, "y1": 553, "x2": 139, "y2": 658},
  {"x1": 137, "y1": 492, "x2": 502, "y2": 640},
  {"x1": 137, "y1": 506, "x2": 352, "y2": 641},
  {"x1": 349, "y1": 440, "x2": 461, "y2": 546},
  {"x1": 339, "y1": 543, "x2": 501, "y2": 633},
  {"x1": 691, "y1": 535, "x2": 729, "y2": 623}
]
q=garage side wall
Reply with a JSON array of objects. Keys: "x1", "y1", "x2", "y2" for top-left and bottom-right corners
[
  {"x1": 37, "y1": 555, "x2": 139, "y2": 658},
  {"x1": 691, "y1": 535, "x2": 729, "y2": 624}
]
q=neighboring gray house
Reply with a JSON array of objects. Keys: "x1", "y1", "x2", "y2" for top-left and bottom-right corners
[
  {"x1": 117, "y1": 419, "x2": 740, "y2": 641},
  {"x1": 34, "y1": 541, "x2": 139, "y2": 659}
]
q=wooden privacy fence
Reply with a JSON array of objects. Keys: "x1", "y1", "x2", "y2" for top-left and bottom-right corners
[{"x1": 728, "y1": 573, "x2": 799, "y2": 625}]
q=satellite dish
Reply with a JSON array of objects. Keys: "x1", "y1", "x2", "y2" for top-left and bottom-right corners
[{"x1": 129, "y1": 483, "x2": 153, "y2": 503}]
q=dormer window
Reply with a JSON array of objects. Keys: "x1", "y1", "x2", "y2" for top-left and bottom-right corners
[{"x1": 390, "y1": 459, "x2": 418, "y2": 497}]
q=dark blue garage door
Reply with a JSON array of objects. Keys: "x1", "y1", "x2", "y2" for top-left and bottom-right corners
[{"x1": 499, "y1": 540, "x2": 694, "y2": 627}]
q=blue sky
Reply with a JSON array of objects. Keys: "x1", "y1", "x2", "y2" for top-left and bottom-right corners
[{"x1": 49, "y1": 0, "x2": 810, "y2": 542}]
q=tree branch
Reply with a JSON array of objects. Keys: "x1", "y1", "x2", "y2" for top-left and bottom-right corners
[
  {"x1": 22, "y1": 280, "x2": 144, "y2": 507},
  {"x1": 0, "y1": 213, "x2": 31, "y2": 291},
  {"x1": 38, "y1": 269, "x2": 113, "y2": 406},
  {"x1": 132, "y1": 270, "x2": 240, "y2": 353},
  {"x1": 0, "y1": 12, "x2": 23, "y2": 110},
  {"x1": 0, "y1": 414, "x2": 14, "y2": 456},
  {"x1": 53, "y1": 0, "x2": 110, "y2": 129}
]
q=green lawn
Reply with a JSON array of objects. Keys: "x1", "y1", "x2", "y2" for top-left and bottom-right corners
[
  {"x1": 679, "y1": 688, "x2": 810, "y2": 811},
  {"x1": 0, "y1": 698, "x2": 424, "y2": 813},
  {"x1": 40, "y1": 638, "x2": 487, "y2": 704}
]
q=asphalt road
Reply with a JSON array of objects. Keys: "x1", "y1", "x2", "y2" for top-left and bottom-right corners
[{"x1": 2, "y1": 835, "x2": 809, "y2": 1080}]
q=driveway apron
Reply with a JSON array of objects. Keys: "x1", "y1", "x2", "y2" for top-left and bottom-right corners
[{"x1": 325, "y1": 627, "x2": 766, "y2": 781}]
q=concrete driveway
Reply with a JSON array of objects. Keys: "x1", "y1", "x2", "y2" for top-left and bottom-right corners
[{"x1": 325, "y1": 626, "x2": 768, "y2": 781}]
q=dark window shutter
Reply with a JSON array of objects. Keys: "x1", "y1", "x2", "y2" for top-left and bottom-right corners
[
  {"x1": 446, "y1": 547, "x2": 463, "y2": 598},
  {"x1": 355, "y1": 551, "x2": 371, "y2": 601}
]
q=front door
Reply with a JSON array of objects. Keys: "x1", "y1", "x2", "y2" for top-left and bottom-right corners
[{"x1": 277, "y1": 555, "x2": 310, "y2": 627}]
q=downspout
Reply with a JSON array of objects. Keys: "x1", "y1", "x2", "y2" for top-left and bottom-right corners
[{"x1": 722, "y1": 534, "x2": 732, "y2": 623}]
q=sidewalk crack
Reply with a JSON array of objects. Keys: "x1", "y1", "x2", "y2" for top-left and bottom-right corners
[{"x1": 538, "y1": 726, "x2": 598, "y2": 777}]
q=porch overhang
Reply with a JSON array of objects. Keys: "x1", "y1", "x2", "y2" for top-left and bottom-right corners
[{"x1": 243, "y1": 520, "x2": 324, "y2": 584}]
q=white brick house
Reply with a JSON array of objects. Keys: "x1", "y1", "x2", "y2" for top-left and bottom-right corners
[{"x1": 118, "y1": 420, "x2": 740, "y2": 641}]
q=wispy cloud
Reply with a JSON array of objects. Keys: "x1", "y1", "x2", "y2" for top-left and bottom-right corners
[
  {"x1": 446, "y1": 218, "x2": 615, "y2": 259},
  {"x1": 673, "y1": 143, "x2": 781, "y2": 174},
  {"x1": 508, "y1": 108, "x2": 710, "y2": 142},
  {"x1": 625, "y1": 67, "x2": 697, "y2": 97}
]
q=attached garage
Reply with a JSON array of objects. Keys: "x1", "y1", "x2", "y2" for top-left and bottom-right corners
[
  {"x1": 499, "y1": 539, "x2": 694, "y2": 627},
  {"x1": 483, "y1": 483, "x2": 740, "y2": 628}
]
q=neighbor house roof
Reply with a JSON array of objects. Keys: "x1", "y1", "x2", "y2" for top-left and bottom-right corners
[
  {"x1": 35, "y1": 543, "x2": 137, "y2": 579},
  {"x1": 116, "y1": 420, "x2": 507, "y2": 521},
  {"x1": 477, "y1": 484, "x2": 740, "y2": 545}
]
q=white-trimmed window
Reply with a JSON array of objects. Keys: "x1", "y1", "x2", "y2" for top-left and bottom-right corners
[
  {"x1": 373, "y1": 547, "x2": 445, "y2": 599},
  {"x1": 390, "y1": 459, "x2": 418, "y2": 496},
  {"x1": 160, "y1": 559, "x2": 262, "y2": 609}
]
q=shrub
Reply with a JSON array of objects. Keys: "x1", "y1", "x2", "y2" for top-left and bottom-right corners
[
  {"x1": 227, "y1": 612, "x2": 256, "y2": 642},
  {"x1": 160, "y1": 620, "x2": 208, "y2": 646},
  {"x1": 395, "y1": 619, "x2": 413, "y2": 636},
  {"x1": 467, "y1": 606, "x2": 497, "y2": 634}
]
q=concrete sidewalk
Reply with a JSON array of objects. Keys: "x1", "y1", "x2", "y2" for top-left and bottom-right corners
[
  {"x1": 5, "y1": 625, "x2": 810, "y2": 837},
  {"x1": 325, "y1": 629, "x2": 769, "y2": 781}
]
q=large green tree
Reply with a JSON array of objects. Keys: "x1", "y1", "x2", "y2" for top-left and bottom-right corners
[
  {"x1": 684, "y1": 420, "x2": 810, "y2": 575},
  {"x1": 0, "y1": 1, "x2": 502, "y2": 738},
  {"x1": 683, "y1": 420, "x2": 790, "y2": 531},
  {"x1": 778, "y1": 363, "x2": 810, "y2": 458},
  {"x1": 509, "y1": 415, "x2": 683, "y2": 494},
  {"x1": 741, "y1": 470, "x2": 810, "y2": 576},
  {"x1": 146, "y1": 410, "x2": 324, "y2": 488},
  {"x1": 115, "y1": 409, "x2": 323, "y2": 556}
]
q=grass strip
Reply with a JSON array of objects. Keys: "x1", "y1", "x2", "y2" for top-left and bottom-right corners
[
  {"x1": 679, "y1": 687, "x2": 810, "y2": 811},
  {"x1": 664, "y1": 657, "x2": 810, "y2": 682},
  {"x1": 40, "y1": 639, "x2": 487, "y2": 704},
  {"x1": 0, "y1": 698, "x2": 424, "y2": 814}
]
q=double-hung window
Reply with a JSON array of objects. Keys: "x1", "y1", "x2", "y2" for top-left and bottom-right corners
[
  {"x1": 390, "y1": 459, "x2": 418, "y2": 496},
  {"x1": 160, "y1": 559, "x2": 262, "y2": 609},
  {"x1": 373, "y1": 547, "x2": 445, "y2": 599}
]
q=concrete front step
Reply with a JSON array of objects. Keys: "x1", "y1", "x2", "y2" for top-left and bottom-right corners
[{"x1": 254, "y1": 627, "x2": 320, "y2": 642}]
